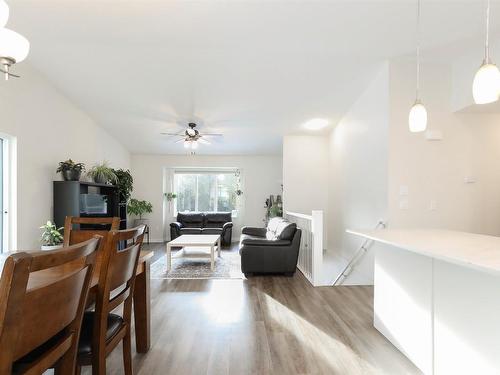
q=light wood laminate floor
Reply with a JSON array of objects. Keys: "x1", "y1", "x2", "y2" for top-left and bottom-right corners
[{"x1": 83, "y1": 244, "x2": 421, "y2": 375}]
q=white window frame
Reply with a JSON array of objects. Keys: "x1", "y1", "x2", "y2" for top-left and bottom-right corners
[
  {"x1": 171, "y1": 168, "x2": 239, "y2": 216},
  {"x1": 0, "y1": 133, "x2": 17, "y2": 252}
]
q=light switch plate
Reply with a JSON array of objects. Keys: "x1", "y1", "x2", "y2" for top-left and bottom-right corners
[
  {"x1": 399, "y1": 199, "x2": 409, "y2": 210},
  {"x1": 425, "y1": 129, "x2": 443, "y2": 141}
]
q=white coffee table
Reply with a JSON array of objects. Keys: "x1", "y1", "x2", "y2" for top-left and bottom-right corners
[{"x1": 166, "y1": 234, "x2": 221, "y2": 271}]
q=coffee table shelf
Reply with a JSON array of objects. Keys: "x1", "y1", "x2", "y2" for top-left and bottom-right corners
[{"x1": 166, "y1": 234, "x2": 221, "y2": 271}]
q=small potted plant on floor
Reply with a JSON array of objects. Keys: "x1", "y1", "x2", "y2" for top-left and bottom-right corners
[
  {"x1": 127, "y1": 198, "x2": 153, "y2": 226},
  {"x1": 87, "y1": 162, "x2": 118, "y2": 185},
  {"x1": 56, "y1": 159, "x2": 85, "y2": 181},
  {"x1": 40, "y1": 220, "x2": 64, "y2": 250}
]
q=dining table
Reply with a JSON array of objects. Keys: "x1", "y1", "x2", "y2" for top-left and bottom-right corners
[{"x1": 0, "y1": 249, "x2": 154, "y2": 353}]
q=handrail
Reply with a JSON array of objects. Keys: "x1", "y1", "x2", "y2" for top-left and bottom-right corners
[
  {"x1": 285, "y1": 211, "x2": 313, "y2": 220},
  {"x1": 332, "y1": 220, "x2": 386, "y2": 286}
]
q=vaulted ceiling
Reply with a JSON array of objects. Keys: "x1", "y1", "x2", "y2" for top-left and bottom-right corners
[{"x1": 8, "y1": 0, "x2": 498, "y2": 154}]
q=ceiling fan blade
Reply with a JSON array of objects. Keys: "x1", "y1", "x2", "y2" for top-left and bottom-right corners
[
  {"x1": 174, "y1": 138, "x2": 186, "y2": 143},
  {"x1": 198, "y1": 138, "x2": 211, "y2": 145},
  {"x1": 161, "y1": 132, "x2": 185, "y2": 136},
  {"x1": 200, "y1": 133, "x2": 223, "y2": 137}
]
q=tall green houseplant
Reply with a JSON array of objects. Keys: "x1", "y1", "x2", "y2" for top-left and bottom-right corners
[{"x1": 113, "y1": 169, "x2": 134, "y2": 203}]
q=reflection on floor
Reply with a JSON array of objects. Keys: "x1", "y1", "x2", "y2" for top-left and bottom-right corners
[{"x1": 82, "y1": 243, "x2": 421, "y2": 375}]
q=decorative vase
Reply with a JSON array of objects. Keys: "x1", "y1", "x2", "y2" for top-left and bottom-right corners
[
  {"x1": 93, "y1": 175, "x2": 108, "y2": 184},
  {"x1": 62, "y1": 169, "x2": 82, "y2": 181},
  {"x1": 41, "y1": 244, "x2": 63, "y2": 251}
]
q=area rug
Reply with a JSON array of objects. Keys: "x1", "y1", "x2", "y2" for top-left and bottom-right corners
[{"x1": 151, "y1": 250, "x2": 244, "y2": 279}]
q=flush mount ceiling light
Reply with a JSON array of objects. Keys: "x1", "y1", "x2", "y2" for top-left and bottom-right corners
[
  {"x1": 409, "y1": 0, "x2": 427, "y2": 133},
  {"x1": 0, "y1": 1, "x2": 9, "y2": 27},
  {"x1": 0, "y1": 1, "x2": 30, "y2": 80},
  {"x1": 473, "y1": 0, "x2": 500, "y2": 104},
  {"x1": 303, "y1": 118, "x2": 329, "y2": 131}
]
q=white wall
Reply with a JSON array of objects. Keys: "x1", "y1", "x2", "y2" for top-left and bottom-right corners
[
  {"x1": 282, "y1": 135, "x2": 329, "y2": 215},
  {"x1": 328, "y1": 63, "x2": 389, "y2": 285},
  {"x1": 130, "y1": 154, "x2": 282, "y2": 242},
  {"x1": 0, "y1": 64, "x2": 130, "y2": 249},
  {"x1": 388, "y1": 59, "x2": 500, "y2": 236}
]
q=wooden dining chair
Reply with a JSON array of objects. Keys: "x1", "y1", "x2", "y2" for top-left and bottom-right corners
[
  {"x1": 63, "y1": 216, "x2": 120, "y2": 248},
  {"x1": 0, "y1": 236, "x2": 102, "y2": 375},
  {"x1": 76, "y1": 225, "x2": 146, "y2": 375}
]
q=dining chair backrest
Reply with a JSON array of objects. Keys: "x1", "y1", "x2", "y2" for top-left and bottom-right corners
[
  {"x1": 63, "y1": 216, "x2": 120, "y2": 249},
  {"x1": 0, "y1": 236, "x2": 101, "y2": 375},
  {"x1": 92, "y1": 226, "x2": 145, "y2": 357}
]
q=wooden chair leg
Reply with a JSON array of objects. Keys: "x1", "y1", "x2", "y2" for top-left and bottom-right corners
[
  {"x1": 123, "y1": 329, "x2": 133, "y2": 375},
  {"x1": 93, "y1": 351, "x2": 107, "y2": 375}
]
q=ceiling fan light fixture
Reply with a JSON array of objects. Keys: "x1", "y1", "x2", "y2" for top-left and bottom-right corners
[
  {"x1": 191, "y1": 141, "x2": 198, "y2": 149},
  {"x1": 183, "y1": 140, "x2": 190, "y2": 149},
  {"x1": 0, "y1": 0, "x2": 9, "y2": 28}
]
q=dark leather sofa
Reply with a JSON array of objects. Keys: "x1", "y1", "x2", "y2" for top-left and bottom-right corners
[
  {"x1": 239, "y1": 217, "x2": 301, "y2": 276},
  {"x1": 170, "y1": 212, "x2": 233, "y2": 246}
]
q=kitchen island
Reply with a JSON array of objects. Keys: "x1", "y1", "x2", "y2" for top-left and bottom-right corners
[{"x1": 348, "y1": 229, "x2": 500, "y2": 375}]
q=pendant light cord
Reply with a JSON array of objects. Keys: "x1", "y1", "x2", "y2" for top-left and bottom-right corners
[
  {"x1": 416, "y1": 0, "x2": 421, "y2": 101},
  {"x1": 485, "y1": 0, "x2": 491, "y2": 62}
]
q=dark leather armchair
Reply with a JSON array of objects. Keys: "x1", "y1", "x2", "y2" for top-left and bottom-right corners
[
  {"x1": 170, "y1": 212, "x2": 233, "y2": 246},
  {"x1": 239, "y1": 217, "x2": 301, "y2": 276}
]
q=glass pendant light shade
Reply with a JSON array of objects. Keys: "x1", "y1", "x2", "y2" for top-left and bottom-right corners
[
  {"x1": 409, "y1": 101, "x2": 427, "y2": 133},
  {"x1": 473, "y1": 62, "x2": 500, "y2": 104},
  {"x1": 0, "y1": 28, "x2": 30, "y2": 63},
  {"x1": 0, "y1": 1, "x2": 9, "y2": 28},
  {"x1": 191, "y1": 141, "x2": 198, "y2": 149},
  {"x1": 473, "y1": 0, "x2": 499, "y2": 104},
  {"x1": 183, "y1": 140, "x2": 190, "y2": 149}
]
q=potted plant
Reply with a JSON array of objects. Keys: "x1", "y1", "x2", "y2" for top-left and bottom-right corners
[
  {"x1": 127, "y1": 198, "x2": 153, "y2": 226},
  {"x1": 87, "y1": 162, "x2": 118, "y2": 185},
  {"x1": 56, "y1": 159, "x2": 85, "y2": 181},
  {"x1": 40, "y1": 220, "x2": 64, "y2": 250},
  {"x1": 113, "y1": 169, "x2": 134, "y2": 203},
  {"x1": 165, "y1": 192, "x2": 177, "y2": 201}
]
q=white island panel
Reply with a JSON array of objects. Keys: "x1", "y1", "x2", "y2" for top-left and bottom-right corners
[
  {"x1": 434, "y1": 259, "x2": 500, "y2": 374},
  {"x1": 374, "y1": 244, "x2": 433, "y2": 375}
]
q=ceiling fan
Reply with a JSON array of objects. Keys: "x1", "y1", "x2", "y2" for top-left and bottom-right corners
[{"x1": 161, "y1": 122, "x2": 223, "y2": 149}]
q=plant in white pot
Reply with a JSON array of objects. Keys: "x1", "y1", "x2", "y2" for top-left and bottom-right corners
[
  {"x1": 127, "y1": 198, "x2": 153, "y2": 226},
  {"x1": 40, "y1": 220, "x2": 64, "y2": 250}
]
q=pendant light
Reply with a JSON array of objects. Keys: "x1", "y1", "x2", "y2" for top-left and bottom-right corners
[
  {"x1": 473, "y1": 0, "x2": 500, "y2": 104},
  {"x1": 409, "y1": 0, "x2": 427, "y2": 133},
  {"x1": 0, "y1": 0, "x2": 30, "y2": 80}
]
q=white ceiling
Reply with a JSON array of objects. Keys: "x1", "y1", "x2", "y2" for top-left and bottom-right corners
[{"x1": 7, "y1": 0, "x2": 498, "y2": 154}]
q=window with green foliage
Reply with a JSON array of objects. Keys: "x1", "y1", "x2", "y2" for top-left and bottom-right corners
[{"x1": 174, "y1": 171, "x2": 237, "y2": 214}]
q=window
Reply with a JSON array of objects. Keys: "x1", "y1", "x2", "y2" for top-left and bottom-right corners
[
  {"x1": 174, "y1": 171, "x2": 238, "y2": 214},
  {"x1": 0, "y1": 133, "x2": 15, "y2": 253}
]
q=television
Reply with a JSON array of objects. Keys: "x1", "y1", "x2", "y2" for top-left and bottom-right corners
[{"x1": 79, "y1": 193, "x2": 108, "y2": 215}]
